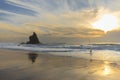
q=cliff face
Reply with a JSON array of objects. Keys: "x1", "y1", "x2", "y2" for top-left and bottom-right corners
[{"x1": 27, "y1": 32, "x2": 41, "y2": 44}]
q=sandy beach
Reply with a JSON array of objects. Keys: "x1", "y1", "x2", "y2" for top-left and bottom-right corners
[{"x1": 0, "y1": 49, "x2": 120, "y2": 80}]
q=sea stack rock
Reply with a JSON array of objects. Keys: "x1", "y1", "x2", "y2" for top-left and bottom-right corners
[{"x1": 27, "y1": 32, "x2": 41, "y2": 44}]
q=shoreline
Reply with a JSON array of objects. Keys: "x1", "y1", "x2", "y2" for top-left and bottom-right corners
[{"x1": 0, "y1": 49, "x2": 120, "y2": 80}]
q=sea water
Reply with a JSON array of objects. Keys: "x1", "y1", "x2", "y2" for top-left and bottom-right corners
[{"x1": 0, "y1": 43, "x2": 120, "y2": 61}]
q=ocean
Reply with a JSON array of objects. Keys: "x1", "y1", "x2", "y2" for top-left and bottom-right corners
[{"x1": 0, "y1": 43, "x2": 120, "y2": 61}]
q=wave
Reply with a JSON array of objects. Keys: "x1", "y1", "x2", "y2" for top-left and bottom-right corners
[
  {"x1": 0, "y1": 43, "x2": 120, "y2": 52},
  {"x1": 0, "y1": 43, "x2": 120, "y2": 61}
]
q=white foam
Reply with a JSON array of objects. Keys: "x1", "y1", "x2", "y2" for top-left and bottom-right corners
[{"x1": 0, "y1": 43, "x2": 120, "y2": 61}]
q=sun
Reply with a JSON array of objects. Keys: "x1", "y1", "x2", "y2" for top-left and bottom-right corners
[{"x1": 92, "y1": 14, "x2": 119, "y2": 32}]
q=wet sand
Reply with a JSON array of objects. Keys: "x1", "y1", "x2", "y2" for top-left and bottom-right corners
[{"x1": 0, "y1": 49, "x2": 120, "y2": 80}]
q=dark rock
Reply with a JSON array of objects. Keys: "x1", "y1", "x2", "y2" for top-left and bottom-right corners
[{"x1": 27, "y1": 32, "x2": 41, "y2": 44}]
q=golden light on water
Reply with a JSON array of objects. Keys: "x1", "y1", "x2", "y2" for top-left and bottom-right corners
[
  {"x1": 102, "y1": 61, "x2": 111, "y2": 76},
  {"x1": 92, "y1": 14, "x2": 119, "y2": 32},
  {"x1": 103, "y1": 65, "x2": 111, "y2": 75},
  {"x1": 96, "y1": 61, "x2": 112, "y2": 76}
]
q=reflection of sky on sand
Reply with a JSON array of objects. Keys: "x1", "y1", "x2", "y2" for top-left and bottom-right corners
[
  {"x1": 103, "y1": 65, "x2": 111, "y2": 75},
  {"x1": 96, "y1": 61, "x2": 113, "y2": 76},
  {"x1": 103, "y1": 61, "x2": 111, "y2": 76},
  {"x1": 91, "y1": 50, "x2": 120, "y2": 61},
  {"x1": 72, "y1": 60, "x2": 120, "y2": 80},
  {"x1": 49, "y1": 50, "x2": 120, "y2": 62},
  {"x1": 0, "y1": 49, "x2": 120, "y2": 80}
]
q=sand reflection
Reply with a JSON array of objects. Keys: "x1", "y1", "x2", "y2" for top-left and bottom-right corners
[
  {"x1": 28, "y1": 53, "x2": 38, "y2": 64},
  {"x1": 103, "y1": 65, "x2": 111, "y2": 75},
  {"x1": 102, "y1": 61, "x2": 112, "y2": 76}
]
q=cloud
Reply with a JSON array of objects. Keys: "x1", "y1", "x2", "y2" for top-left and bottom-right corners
[
  {"x1": 6, "y1": 0, "x2": 89, "y2": 13},
  {"x1": 0, "y1": 0, "x2": 120, "y2": 44},
  {"x1": 0, "y1": 6, "x2": 107, "y2": 43},
  {"x1": 0, "y1": 9, "x2": 37, "y2": 25},
  {"x1": 103, "y1": 30, "x2": 120, "y2": 42},
  {"x1": 1, "y1": 0, "x2": 118, "y2": 27},
  {"x1": 0, "y1": 22, "x2": 47, "y2": 34}
]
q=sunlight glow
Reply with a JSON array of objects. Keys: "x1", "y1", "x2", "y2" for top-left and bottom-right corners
[
  {"x1": 103, "y1": 65, "x2": 111, "y2": 75},
  {"x1": 102, "y1": 61, "x2": 111, "y2": 76},
  {"x1": 92, "y1": 14, "x2": 119, "y2": 32}
]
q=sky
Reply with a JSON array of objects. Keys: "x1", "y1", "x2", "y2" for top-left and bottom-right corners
[{"x1": 0, "y1": 0, "x2": 120, "y2": 44}]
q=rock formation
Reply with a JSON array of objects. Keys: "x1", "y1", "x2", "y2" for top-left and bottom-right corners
[{"x1": 26, "y1": 32, "x2": 41, "y2": 44}]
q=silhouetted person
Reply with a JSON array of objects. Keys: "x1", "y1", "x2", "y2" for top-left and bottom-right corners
[
  {"x1": 89, "y1": 48, "x2": 93, "y2": 62},
  {"x1": 27, "y1": 32, "x2": 41, "y2": 44},
  {"x1": 90, "y1": 48, "x2": 92, "y2": 56},
  {"x1": 28, "y1": 53, "x2": 38, "y2": 64}
]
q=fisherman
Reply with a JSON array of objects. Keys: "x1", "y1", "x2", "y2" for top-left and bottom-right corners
[
  {"x1": 90, "y1": 48, "x2": 92, "y2": 56},
  {"x1": 90, "y1": 48, "x2": 93, "y2": 62}
]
